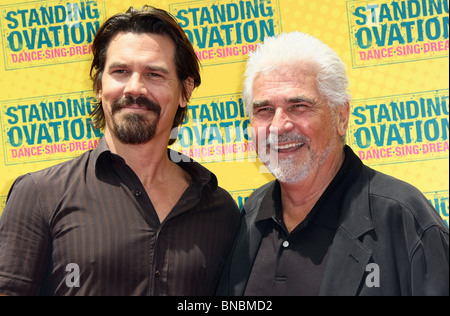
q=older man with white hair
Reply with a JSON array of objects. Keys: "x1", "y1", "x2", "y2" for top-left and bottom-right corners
[{"x1": 216, "y1": 32, "x2": 449, "y2": 296}]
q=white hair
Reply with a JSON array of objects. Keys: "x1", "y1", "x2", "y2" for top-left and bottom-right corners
[{"x1": 243, "y1": 32, "x2": 351, "y2": 118}]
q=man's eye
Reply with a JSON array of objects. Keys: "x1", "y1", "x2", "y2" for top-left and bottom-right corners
[
  {"x1": 255, "y1": 107, "x2": 272, "y2": 113},
  {"x1": 253, "y1": 107, "x2": 274, "y2": 118},
  {"x1": 112, "y1": 69, "x2": 128, "y2": 75},
  {"x1": 144, "y1": 72, "x2": 162, "y2": 78},
  {"x1": 291, "y1": 104, "x2": 308, "y2": 111}
]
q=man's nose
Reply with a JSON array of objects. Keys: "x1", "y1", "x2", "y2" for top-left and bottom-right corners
[
  {"x1": 269, "y1": 108, "x2": 294, "y2": 135},
  {"x1": 124, "y1": 73, "x2": 147, "y2": 96}
]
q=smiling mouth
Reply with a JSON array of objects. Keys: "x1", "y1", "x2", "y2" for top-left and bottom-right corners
[{"x1": 271, "y1": 142, "x2": 305, "y2": 153}]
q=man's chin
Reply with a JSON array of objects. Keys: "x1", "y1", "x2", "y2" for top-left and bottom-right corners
[
  {"x1": 265, "y1": 159, "x2": 311, "y2": 184},
  {"x1": 114, "y1": 125, "x2": 157, "y2": 145}
]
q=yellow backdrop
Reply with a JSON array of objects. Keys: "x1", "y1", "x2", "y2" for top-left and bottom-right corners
[{"x1": 0, "y1": 0, "x2": 448, "y2": 226}]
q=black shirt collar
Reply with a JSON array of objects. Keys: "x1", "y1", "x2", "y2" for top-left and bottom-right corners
[{"x1": 92, "y1": 137, "x2": 217, "y2": 190}]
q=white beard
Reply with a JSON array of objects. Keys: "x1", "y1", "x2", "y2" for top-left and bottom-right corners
[{"x1": 261, "y1": 131, "x2": 335, "y2": 184}]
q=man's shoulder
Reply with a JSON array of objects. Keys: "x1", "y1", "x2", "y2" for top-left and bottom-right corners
[
  {"x1": 14, "y1": 150, "x2": 93, "y2": 186},
  {"x1": 363, "y1": 166, "x2": 448, "y2": 232},
  {"x1": 213, "y1": 185, "x2": 240, "y2": 210},
  {"x1": 367, "y1": 167, "x2": 431, "y2": 207}
]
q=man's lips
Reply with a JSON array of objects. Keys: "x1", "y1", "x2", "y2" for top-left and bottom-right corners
[
  {"x1": 121, "y1": 104, "x2": 150, "y2": 110},
  {"x1": 112, "y1": 95, "x2": 162, "y2": 116},
  {"x1": 270, "y1": 142, "x2": 305, "y2": 152}
]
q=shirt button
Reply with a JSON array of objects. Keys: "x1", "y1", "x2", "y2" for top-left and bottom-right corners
[
  {"x1": 155, "y1": 270, "x2": 161, "y2": 277},
  {"x1": 134, "y1": 190, "x2": 142, "y2": 197},
  {"x1": 282, "y1": 240, "x2": 289, "y2": 248}
]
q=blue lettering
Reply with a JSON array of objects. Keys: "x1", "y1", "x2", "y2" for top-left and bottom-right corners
[
  {"x1": 355, "y1": 27, "x2": 372, "y2": 49},
  {"x1": 6, "y1": 107, "x2": 19, "y2": 124},
  {"x1": 378, "y1": 104, "x2": 392, "y2": 122},
  {"x1": 387, "y1": 124, "x2": 403, "y2": 145},
  {"x1": 189, "y1": 8, "x2": 201, "y2": 27},
  {"x1": 199, "y1": 6, "x2": 213, "y2": 25},
  {"x1": 352, "y1": 106, "x2": 367, "y2": 125},
  {"x1": 424, "y1": 118, "x2": 440, "y2": 141},
  {"x1": 7, "y1": 126, "x2": 23, "y2": 147},
  {"x1": 373, "y1": 24, "x2": 388, "y2": 46},
  {"x1": 178, "y1": 126, "x2": 193, "y2": 147},
  {"x1": 23, "y1": 124, "x2": 36, "y2": 145},
  {"x1": 28, "y1": 104, "x2": 42, "y2": 122},
  {"x1": 7, "y1": 32, "x2": 23, "y2": 52},
  {"x1": 209, "y1": 26, "x2": 225, "y2": 46},
  {"x1": 193, "y1": 124, "x2": 208, "y2": 146},
  {"x1": 408, "y1": 0, "x2": 422, "y2": 18},
  {"x1": 38, "y1": 27, "x2": 53, "y2": 48},
  {"x1": 388, "y1": 23, "x2": 405, "y2": 45},
  {"x1": 426, "y1": 17, "x2": 442, "y2": 40},
  {"x1": 5, "y1": 11, "x2": 19, "y2": 29},
  {"x1": 355, "y1": 127, "x2": 371, "y2": 149},
  {"x1": 371, "y1": 125, "x2": 386, "y2": 146},
  {"x1": 243, "y1": 21, "x2": 258, "y2": 42},
  {"x1": 379, "y1": 4, "x2": 393, "y2": 23},
  {"x1": 71, "y1": 23, "x2": 85, "y2": 44},
  {"x1": 71, "y1": 118, "x2": 84, "y2": 140},
  {"x1": 226, "y1": 101, "x2": 239, "y2": 119},
  {"x1": 208, "y1": 124, "x2": 223, "y2": 144},
  {"x1": 37, "y1": 124, "x2": 52, "y2": 144},
  {"x1": 200, "y1": 103, "x2": 212, "y2": 121},
  {"x1": 28, "y1": 9, "x2": 42, "y2": 27},
  {"x1": 211, "y1": 102, "x2": 225, "y2": 121},
  {"x1": 176, "y1": 9, "x2": 190, "y2": 27},
  {"x1": 55, "y1": 101, "x2": 67, "y2": 119},
  {"x1": 226, "y1": 3, "x2": 239, "y2": 21}
]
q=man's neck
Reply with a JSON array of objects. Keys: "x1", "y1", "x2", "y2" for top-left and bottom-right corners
[
  {"x1": 104, "y1": 130, "x2": 191, "y2": 223},
  {"x1": 279, "y1": 148, "x2": 345, "y2": 232},
  {"x1": 104, "y1": 130, "x2": 175, "y2": 185}
]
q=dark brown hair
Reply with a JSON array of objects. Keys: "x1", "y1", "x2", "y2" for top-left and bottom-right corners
[{"x1": 89, "y1": 5, "x2": 201, "y2": 145}]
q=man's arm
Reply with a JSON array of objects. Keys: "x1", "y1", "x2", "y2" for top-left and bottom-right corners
[
  {"x1": 0, "y1": 174, "x2": 50, "y2": 296},
  {"x1": 411, "y1": 225, "x2": 449, "y2": 296}
]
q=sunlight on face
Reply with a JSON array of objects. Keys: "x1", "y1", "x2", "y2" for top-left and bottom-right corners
[{"x1": 251, "y1": 66, "x2": 340, "y2": 183}]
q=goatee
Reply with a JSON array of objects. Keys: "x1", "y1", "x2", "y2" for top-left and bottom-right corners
[{"x1": 111, "y1": 95, "x2": 161, "y2": 144}]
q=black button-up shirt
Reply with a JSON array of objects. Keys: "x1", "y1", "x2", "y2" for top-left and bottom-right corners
[
  {"x1": 244, "y1": 147, "x2": 361, "y2": 296},
  {"x1": 0, "y1": 138, "x2": 240, "y2": 296}
]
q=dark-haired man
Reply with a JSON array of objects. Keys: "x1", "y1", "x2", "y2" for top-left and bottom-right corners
[{"x1": 0, "y1": 6, "x2": 240, "y2": 296}]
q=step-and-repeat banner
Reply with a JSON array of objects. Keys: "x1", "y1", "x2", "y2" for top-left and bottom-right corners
[{"x1": 0, "y1": 0, "x2": 448, "y2": 226}]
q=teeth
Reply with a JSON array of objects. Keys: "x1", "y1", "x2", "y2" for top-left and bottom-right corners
[{"x1": 273, "y1": 143, "x2": 303, "y2": 150}]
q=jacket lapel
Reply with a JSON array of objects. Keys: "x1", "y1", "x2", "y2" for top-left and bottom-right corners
[
  {"x1": 319, "y1": 227, "x2": 372, "y2": 295},
  {"x1": 320, "y1": 166, "x2": 375, "y2": 296}
]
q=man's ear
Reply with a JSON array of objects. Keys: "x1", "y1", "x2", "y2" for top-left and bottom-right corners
[
  {"x1": 180, "y1": 77, "x2": 195, "y2": 108},
  {"x1": 337, "y1": 102, "x2": 350, "y2": 137},
  {"x1": 96, "y1": 91, "x2": 102, "y2": 102}
]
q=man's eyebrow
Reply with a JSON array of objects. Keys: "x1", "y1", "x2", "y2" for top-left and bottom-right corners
[
  {"x1": 252, "y1": 97, "x2": 317, "y2": 109},
  {"x1": 107, "y1": 62, "x2": 170, "y2": 74},
  {"x1": 253, "y1": 100, "x2": 271, "y2": 107},
  {"x1": 287, "y1": 96, "x2": 317, "y2": 105},
  {"x1": 107, "y1": 62, "x2": 128, "y2": 70},
  {"x1": 143, "y1": 65, "x2": 170, "y2": 74},
  {"x1": 252, "y1": 100, "x2": 272, "y2": 110}
]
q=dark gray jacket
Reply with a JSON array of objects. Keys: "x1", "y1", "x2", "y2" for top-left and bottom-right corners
[{"x1": 217, "y1": 156, "x2": 449, "y2": 296}]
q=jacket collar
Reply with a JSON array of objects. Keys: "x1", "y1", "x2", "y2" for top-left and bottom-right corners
[{"x1": 319, "y1": 160, "x2": 375, "y2": 295}]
